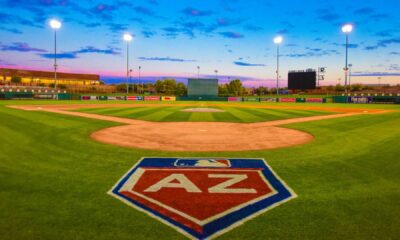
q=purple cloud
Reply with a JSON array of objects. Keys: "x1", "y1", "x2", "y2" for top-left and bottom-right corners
[
  {"x1": 354, "y1": 7, "x2": 374, "y2": 15},
  {"x1": 0, "y1": 26, "x2": 22, "y2": 34},
  {"x1": 216, "y1": 18, "x2": 245, "y2": 27},
  {"x1": 219, "y1": 32, "x2": 244, "y2": 39},
  {"x1": 182, "y1": 7, "x2": 213, "y2": 17},
  {"x1": 134, "y1": 6, "x2": 154, "y2": 16},
  {"x1": 38, "y1": 46, "x2": 120, "y2": 59},
  {"x1": 234, "y1": 61, "x2": 266, "y2": 67},
  {"x1": 352, "y1": 72, "x2": 400, "y2": 77},
  {"x1": 138, "y1": 57, "x2": 196, "y2": 62},
  {"x1": 317, "y1": 8, "x2": 341, "y2": 22},
  {"x1": 142, "y1": 30, "x2": 156, "y2": 38},
  {"x1": 244, "y1": 24, "x2": 263, "y2": 32},
  {"x1": 39, "y1": 52, "x2": 78, "y2": 59},
  {"x1": 0, "y1": 42, "x2": 46, "y2": 52},
  {"x1": 75, "y1": 46, "x2": 120, "y2": 55},
  {"x1": 364, "y1": 37, "x2": 400, "y2": 50}
]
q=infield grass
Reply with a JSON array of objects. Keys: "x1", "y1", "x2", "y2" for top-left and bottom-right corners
[
  {"x1": 74, "y1": 106, "x2": 334, "y2": 123},
  {"x1": 0, "y1": 100, "x2": 399, "y2": 240}
]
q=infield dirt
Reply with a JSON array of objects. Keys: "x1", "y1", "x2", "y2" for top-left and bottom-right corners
[{"x1": 10, "y1": 104, "x2": 390, "y2": 152}]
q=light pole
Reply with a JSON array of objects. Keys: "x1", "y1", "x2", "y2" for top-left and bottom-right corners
[
  {"x1": 273, "y1": 36, "x2": 283, "y2": 95},
  {"x1": 214, "y1": 70, "x2": 218, "y2": 79},
  {"x1": 342, "y1": 24, "x2": 353, "y2": 94},
  {"x1": 139, "y1": 66, "x2": 142, "y2": 94},
  {"x1": 129, "y1": 69, "x2": 133, "y2": 93},
  {"x1": 197, "y1": 66, "x2": 200, "y2": 79},
  {"x1": 123, "y1": 33, "x2": 133, "y2": 95},
  {"x1": 348, "y1": 63, "x2": 353, "y2": 86},
  {"x1": 49, "y1": 19, "x2": 61, "y2": 95}
]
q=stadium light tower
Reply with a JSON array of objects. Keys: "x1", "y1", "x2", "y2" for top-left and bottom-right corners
[
  {"x1": 129, "y1": 69, "x2": 133, "y2": 92},
  {"x1": 139, "y1": 66, "x2": 142, "y2": 94},
  {"x1": 49, "y1": 19, "x2": 61, "y2": 93},
  {"x1": 123, "y1": 33, "x2": 133, "y2": 95},
  {"x1": 273, "y1": 36, "x2": 283, "y2": 95},
  {"x1": 348, "y1": 63, "x2": 353, "y2": 86},
  {"x1": 342, "y1": 24, "x2": 353, "y2": 93}
]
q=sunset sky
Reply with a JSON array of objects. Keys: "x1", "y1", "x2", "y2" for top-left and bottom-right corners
[{"x1": 0, "y1": 0, "x2": 399, "y2": 86}]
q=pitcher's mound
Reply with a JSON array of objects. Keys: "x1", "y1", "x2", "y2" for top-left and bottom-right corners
[
  {"x1": 91, "y1": 122, "x2": 314, "y2": 152},
  {"x1": 181, "y1": 108, "x2": 225, "y2": 113}
]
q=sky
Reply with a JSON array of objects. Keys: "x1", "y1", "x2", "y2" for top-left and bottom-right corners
[{"x1": 0, "y1": 0, "x2": 400, "y2": 87}]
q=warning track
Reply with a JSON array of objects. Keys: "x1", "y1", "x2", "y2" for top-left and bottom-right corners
[{"x1": 10, "y1": 104, "x2": 390, "y2": 152}]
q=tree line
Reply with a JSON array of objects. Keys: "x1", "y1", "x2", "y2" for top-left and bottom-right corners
[{"x1": 114, "y1": 78, "x2": 394, "y2": 96}]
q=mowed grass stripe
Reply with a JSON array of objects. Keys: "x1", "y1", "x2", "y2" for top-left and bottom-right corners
[
  {"x1": 107, "y1": 107, "x2": 157, "y2": 117},
  {"x1": 252, "y1": 108, "x2": 329, "y2": 119},
  {"x1": 223, "y1": 107, "x2": 267, "y2": 122},
  {"x1": 188, "y1": 112, "x2": 216, "y2": 122},
  {"x1": 78, "y1": 106, "x2": 151, "y2": 116},
  {"x1": 87, "y1": 107, "x2": 144, "y2": 117},
  {"x1": 236, "y1": 107, "x2": 291, "y2": 121},
  {"x1": 118, "y1": 107, "x2": 166, "y2": 119},
  {"x1": 160, "y1": 111, "x2": 192, "y2": 122},
  {"x1": 137, "y1": 107, "x2": 185, "y2": 121},
  {"x1": 75, "y1": 107, "x2": 132, "y2": 115},
  {"x1": 211, "y1": 111, "x2": 243, "y2": 122}
]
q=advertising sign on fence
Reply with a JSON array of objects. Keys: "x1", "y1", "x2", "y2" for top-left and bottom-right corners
[
  {"x1": 144, "y1": 96, "x2": 160, "y2": 101},
  {"x1": 81, "y1": 96, "x2": 97, "y2": 100},
  {"x1": 228, "y1": 97, "x2": 243, "y2": 102},
  {"x1": 243, "y1": 97, "x2": 259, "y2": 102},
  {"x1": 34, "y1": 94, "x2": 54, "y2": 99},
  {"x1": 279, "y1": 98, "x2": 296, "y2": 102},
  {"x1": 348, "y1": 96, "x2": 372, "y2": 104},
  {"x1": 108, "y1": 96, "x2": 126, "y2": 100},
  {"x1": 306, "y1": 98, "x2": 324, "y2": 103},
  {"x1": 161, "y1": 96, "x2": 176, "y2": 101},
  {"x1": 127, "y1": 96, "x2": 143, "y2": 101},
  {"x1": 260, "y1": 97, "x2": 277, "y2": 102}
]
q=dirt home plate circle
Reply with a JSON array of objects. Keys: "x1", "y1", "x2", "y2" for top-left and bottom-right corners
[{"x1": 109, "y1": 158, "x2": 296, "y2": 239}]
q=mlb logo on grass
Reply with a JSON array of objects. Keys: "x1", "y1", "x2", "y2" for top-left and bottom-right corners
[
  {"x1": 175, "y1": 159, "x2": 231, "y2": 168},
  {"x1": 109, "y1": 158, "x2": 296, "y2": 239}
]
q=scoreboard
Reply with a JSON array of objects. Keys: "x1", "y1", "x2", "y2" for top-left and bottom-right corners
[
  {"x1": 187, "y1": 78, "x2": 218, "y2": 97},
  {"x1": 288, "y1": 70, "x2": 317, "y2": 90}
]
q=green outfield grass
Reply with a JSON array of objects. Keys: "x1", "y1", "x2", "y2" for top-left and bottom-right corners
[
  {"x1": 74, "y1": 106, "x2": 334, "y2": 123},
  {"x1": 0, "y1": 100, "x2": 399, "y2": 240}
]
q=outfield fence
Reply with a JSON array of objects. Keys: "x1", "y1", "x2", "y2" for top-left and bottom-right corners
[{"x1": 1, "y1": 92, "x2": 400, "y2": 104}]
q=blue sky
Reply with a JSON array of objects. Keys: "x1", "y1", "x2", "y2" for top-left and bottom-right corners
[{"x1": 0, "y1": 0, "x2": 399, "y2": 86}]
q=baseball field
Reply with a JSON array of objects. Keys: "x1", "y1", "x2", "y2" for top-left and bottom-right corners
[{"x1": 0, "y1": 100, "x2": 399, "y2": 239}]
